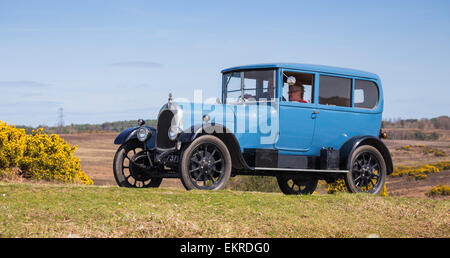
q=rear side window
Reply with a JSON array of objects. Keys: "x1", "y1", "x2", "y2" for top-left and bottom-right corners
[
  {"x1": 354, "y1": 80, "x2": 379, "y2": 109},
  {"x1": 319, "y1": 75, "x2": 351, "y2": 107}
]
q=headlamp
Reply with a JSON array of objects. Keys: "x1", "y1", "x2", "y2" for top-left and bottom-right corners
[{"x1": 136, "y1": 127, "x2": 151, "y2": 142}]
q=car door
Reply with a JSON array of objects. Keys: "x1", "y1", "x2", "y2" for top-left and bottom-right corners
[
  {"x1": 313, "y1": 75, "x2": 383, "y2": 152},
  {"x1": 312, "y1": 74, "x2": 357, "y2": 151},
  {"x1": 275, "y1": 70, "x2": 317, "y2": 152}
]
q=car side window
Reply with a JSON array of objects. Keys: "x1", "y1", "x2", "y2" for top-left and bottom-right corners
[
  {"x1": 243, "y1": 70, "x2": 275, "y2": 102},
  {"x1": 224, "y1": 72, "x2": 242, "y2": 103},
  {"x1": 319, "y1": 75, "x2": 351, "y2": 107},
  {"x1": 224, "y1": 70, "x2": 276, "y2": 103},
  {"x1": 282, "y1": 72, "x2": 314, "y2": 103},
  {"x1": 354, "y1": 79, "x2": 379, "y2": 109}
]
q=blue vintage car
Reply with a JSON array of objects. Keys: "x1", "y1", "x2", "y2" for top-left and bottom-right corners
[{"x1": 113, "y1": 63, "x2": 393, "y2": 195}]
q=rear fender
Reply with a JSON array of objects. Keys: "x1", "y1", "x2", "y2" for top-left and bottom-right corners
[{"x1": 339, "y1": 136, "x2": 393, "y2": 175}]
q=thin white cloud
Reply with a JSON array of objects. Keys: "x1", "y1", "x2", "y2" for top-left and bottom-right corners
[
  {"x1": 0, "y1": 100, "x2": 61, "y2": 109},
  {"x1": 21, "y1": 92, "x2": 44, "y2": 98},
  {"x1": 0, "y1": 81, "x2": 48, "y2": 88},
  {"x1": 110, "y1": 61, "x2": 163, "y2": 68}
]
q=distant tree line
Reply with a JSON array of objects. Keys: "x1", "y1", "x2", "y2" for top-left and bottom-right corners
[
  {"x1": 382, "y1": 116, "x2": 449, "y2": 141},
  {"x1": 382, "y1": 116, "x2": 450, "y2": 130},
  {"x1": 383, "y1": 130, "x2": 440, "y2": 141},
  {"x1": 17, "y1": 119, "x2": 157, "y2": 134}
]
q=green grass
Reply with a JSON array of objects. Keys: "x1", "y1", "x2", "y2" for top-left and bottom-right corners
[{"x1": 0, "y1": 182, "x2": 448, "y2": 238}]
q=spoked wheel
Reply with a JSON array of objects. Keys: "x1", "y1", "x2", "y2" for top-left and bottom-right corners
[
  {"x1": 344, "y1": 145, "x2": 386, "y2": 194},
  {"x1": 113, "y1": 140, "x2": 163, "y2": 188},
  {"x1": 277, "y1": 176, "x2": 318, "y2": 195},
  {"x1": 180, "y1": 135, "x2": 231, "y2": 190}
]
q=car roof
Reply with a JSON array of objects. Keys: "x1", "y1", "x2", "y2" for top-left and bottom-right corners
[{"x1": 221, "y1": 63, "x2": 380, "y2": 80}]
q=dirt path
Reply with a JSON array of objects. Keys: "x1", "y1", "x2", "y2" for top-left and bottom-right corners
[{"x1": 386, "y1": 170, "x2": 449, "y2": 199}]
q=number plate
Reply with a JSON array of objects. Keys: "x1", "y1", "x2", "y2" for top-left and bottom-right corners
[{"x1": 167, "y1": 154, "x2": 179, "y2": 163}]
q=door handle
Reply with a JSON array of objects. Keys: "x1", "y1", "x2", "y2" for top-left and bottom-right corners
[{"x1": 311, "y1": 110, "x2": 319, "y2": 119}]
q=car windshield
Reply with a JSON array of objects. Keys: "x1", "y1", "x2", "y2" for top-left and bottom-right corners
[{"x1": 223, "y1": 69, "x2": 276, "y2": 103}]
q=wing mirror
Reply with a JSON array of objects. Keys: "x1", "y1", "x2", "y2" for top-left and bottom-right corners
[{"x1": 138, "y1": 119, "x2": 145, "y2": 126}]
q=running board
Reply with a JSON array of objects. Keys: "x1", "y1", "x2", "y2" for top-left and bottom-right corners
[
  {"x1": 254, "y1": 167, "x2": 349, "y2": 173},
  {"x1": 243, "y1": 148, "x2": 344, "y2": 172}
]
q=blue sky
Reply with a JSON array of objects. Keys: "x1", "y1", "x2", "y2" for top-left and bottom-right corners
[{"x1": 1, "y1": 0, "x2": 449, "y2": 127}]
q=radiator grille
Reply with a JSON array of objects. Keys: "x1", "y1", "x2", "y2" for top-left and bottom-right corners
[{"x1": 156, "y1": 110, "x2": 176, "y2": 149}]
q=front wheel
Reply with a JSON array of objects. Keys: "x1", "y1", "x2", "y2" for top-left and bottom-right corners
[
  {"x1": 277, "y1": 176, "x2": 318, "y2": 195},
  {"x1": 180, "y1": 135, "x2": 232, "y2": 190},
  {"x1": 113, "y1": 140, "x2": 163, "y2": 188},
  {"x1": 344, "y1": 145, "x2": 386, "y2": 194}
]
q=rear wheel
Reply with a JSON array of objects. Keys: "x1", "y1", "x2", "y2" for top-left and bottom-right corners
[
  {"x1": 344, "y1": 145, "x2": 386, "y2": 194},
  {"x1": 113, "y1": 140, "x2": 163, "y2": 188},
  {"x1": 180, "y1": 135, "x2": 232, "y2": 190},
  {"x1": 277, "y1": 176, "x2": 318, "y2": 195}
]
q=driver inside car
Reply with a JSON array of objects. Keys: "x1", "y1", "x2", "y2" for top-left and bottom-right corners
[{"x1": 289, "y1": 84, "x2": 307, "y2": 103}]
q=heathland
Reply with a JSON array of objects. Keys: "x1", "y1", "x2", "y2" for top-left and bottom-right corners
[{"x1": 1, "y1": 117, "x2": 449, "y2": 237}]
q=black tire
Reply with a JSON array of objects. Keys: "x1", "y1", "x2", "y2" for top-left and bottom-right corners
[
  {"x1": 180, "y1": 135, "x2": 232, "y2": 190},
  {"x1": 276, "y1": 176, "x2": 318, "y2": 195},
  {"x1": 344, "y1": 145, "x2": 386, "y2": 194},
  {"x1": 113, "y1": 140, "x2": 163, "y2": 188}
]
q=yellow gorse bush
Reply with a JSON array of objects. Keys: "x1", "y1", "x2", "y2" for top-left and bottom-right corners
[
  {"x1": 434, "y1": 161, "x2": 450, "y2": 170},
  {"x1": 396, "y1": 144, "x2": 446, "y2": 157},
  {"x1": 391, "y1": 164, "x2": 441, "y2": 180},
  {"x1": 327, "y1": 179, "x2": 347, "y2": 194},
  {"x1": 327, "y1": 178, "x2": 389, "y2": 196},
  {"x1": 426, "y1": 185, "x2": 450, "y2": 197},
  {"x1": 397, "y1": 145, "x2": 413, "y2": 151},
  {"x1": 0, "y1": 121, "x2": 27, "y2": 169},
  {"x1": 0, "y1": 121, "x2": 93, "y2": 185}
]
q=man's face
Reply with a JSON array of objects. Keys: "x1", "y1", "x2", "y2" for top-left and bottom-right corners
[{"x1": 289, "y1": 89, "x2": 303, "y2": 101}]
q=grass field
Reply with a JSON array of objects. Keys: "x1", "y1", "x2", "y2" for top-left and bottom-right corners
[
  {"x1": 0, "y1": 182, "x2": 448, "y2": 238},
  {"x1": 1, "y1": 130, "x2": 449, "y2": 238}
]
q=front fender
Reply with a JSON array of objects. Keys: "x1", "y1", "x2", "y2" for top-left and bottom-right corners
[
  {"x1": 178, "y1": 123, "x2": 252, "y2": 171},
  {"x1": 178, "y1": 123, "x2": 234, "y2": 143},
  {"x1": 339, "y1": 135, "x2": 393, "y2": 175},
  {"x1": 114, "y1": 126, "x2": 156, "y2": 150}
]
